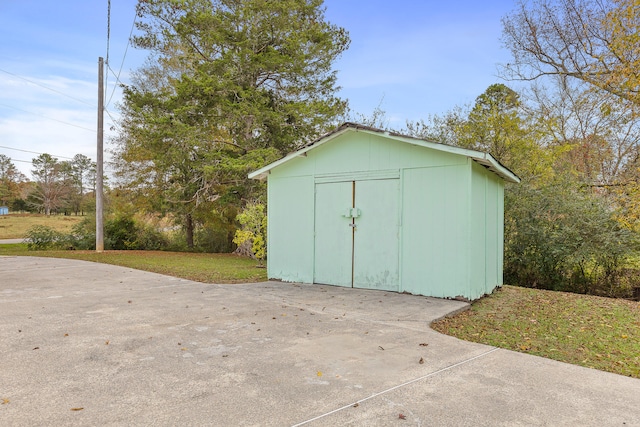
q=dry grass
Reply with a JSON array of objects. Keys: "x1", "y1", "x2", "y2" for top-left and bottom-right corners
[
  {"x1": 432, "y1": 285, "x2": 640, "y2": 378},
  {"x1": 0, "y1": 214, "x2": 83, "y2": 239}
]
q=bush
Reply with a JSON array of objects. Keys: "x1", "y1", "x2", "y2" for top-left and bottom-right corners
[
  {"x1": 25, "y1": 225, "x2": 68, "y2": 250},
  {"x1": 63, "y1": 215, "x2": 169, "y2": 251},
  {"x1": 504, "y1": 182, "x2": 639, "y2": 298},
  {"x1": 233, "y1": 202, "x2": 267, "y2": 264},
  {"x1": 104, "y1": 216, "x2": 139, "y2": 250}
]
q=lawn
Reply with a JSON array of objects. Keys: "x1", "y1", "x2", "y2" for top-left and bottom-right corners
[
  {"x1": 0, "y1": 214, "x2": 83, "y2": 239},
  {"x1": 0, "y1": 244, "x2": 267, "y2": 283},
  {"x1": 432, "y1": 285, "x2": 640, "y2": 378}
]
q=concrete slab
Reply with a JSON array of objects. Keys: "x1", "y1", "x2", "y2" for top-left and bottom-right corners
[{"x1": 1, "y1": 256, "x2": 639, "y2": 426}]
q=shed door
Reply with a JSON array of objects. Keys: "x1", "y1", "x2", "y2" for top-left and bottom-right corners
[
  {"x1": 313, "y1": 181, "x2": 353, "y2": 287},
  {"x1": 314, "y1": 179, "x2": 399, "y2": 291}
]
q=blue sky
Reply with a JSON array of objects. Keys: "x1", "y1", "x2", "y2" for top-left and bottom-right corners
[{"x1": 0, "y1": 0, "x2": 517, "y2": 178}]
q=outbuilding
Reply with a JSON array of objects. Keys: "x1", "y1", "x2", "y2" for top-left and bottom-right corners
[
  {"x1": 0, "y1": 206, "x2": 8, "y2": 216},
  {"x1": 249, "y1": 123, "x2": 520, "y2": 300}
]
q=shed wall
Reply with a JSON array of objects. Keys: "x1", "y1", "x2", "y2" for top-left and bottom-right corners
[
  {"x1": 266, "y1": 175, "x2": 315, "y2": 283},
  {"x1": 270, "y1": 132, "x2": 467, "y2": 179},
  {"x1": 265, "y1": 130, "x2": 507, "y2": 300},
  {"x1": 468, "y1": 162, "x2": 504, "y2": 299},
  {"x1": 400, "y1": 164, "x2": 470, "y2": 298}
]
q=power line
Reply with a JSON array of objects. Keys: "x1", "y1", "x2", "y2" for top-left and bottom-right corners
[
  {"x1": 105, "y1": 0, "x2": 112, "y2": 100},
  {"x1": 106, "y1": 9, "x2": 137, "y2": 109},
  {"x1": 0, "y1": 67, "x2": 95, "y2": 107},
  {"x1": 0, "y1": 102, "x2": 95, "y2": 133},
  {"x1": 0, "y1": 145, "x2": 75, "y2": 160}
]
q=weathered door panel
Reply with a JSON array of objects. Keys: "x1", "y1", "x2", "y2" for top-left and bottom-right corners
[
  {"x1": 353, "y1": 179, "x2": 399, "y2": 291},
  {"x1": 313, "y1": 182, "x2": 353, "y2": 287}
]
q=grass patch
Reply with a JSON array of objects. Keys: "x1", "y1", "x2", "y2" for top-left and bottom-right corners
[
  {"x1": 0, "y1": 214, "x2": 84, "y2": 239},
  {"x1": 0, "y1": 245, "x2": 267, "y2": 283},
  {"x1": 432, "y1": 285, "x2": 640, "y2": 378}
]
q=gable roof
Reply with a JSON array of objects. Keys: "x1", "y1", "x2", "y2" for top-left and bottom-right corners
[{"x1": 249, "y1": 122, "x2": 521, "y2": 183}]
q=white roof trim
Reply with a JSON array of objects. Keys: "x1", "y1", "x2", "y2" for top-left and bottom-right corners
[{"x1": 248, "y1": 124, "x2": 520, "y2": 183}]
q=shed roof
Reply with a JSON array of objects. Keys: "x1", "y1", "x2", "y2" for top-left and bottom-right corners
[{"x1": 249, "y1": 122, "x2": 521, "y2": 183}]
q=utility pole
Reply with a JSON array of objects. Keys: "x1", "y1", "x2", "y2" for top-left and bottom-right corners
[{"x1": 96, "y1": 57, "x2": 104, "y2": 252}]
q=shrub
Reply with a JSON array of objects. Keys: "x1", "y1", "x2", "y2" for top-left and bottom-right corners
[
  {"x1": 25, "y1": 225, "x2": 68, "y2": 250},
  {"x1": 504, "y1": 182, "x2": 639, "y2": 298},
  {"x1": 233, "y1": 202, "x2": 267, "y2": 264}
]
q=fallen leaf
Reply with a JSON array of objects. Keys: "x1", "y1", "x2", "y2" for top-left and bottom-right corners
[
  {"x1": 70, "y1": 407, "x2": 84, "y2": 411},
  {"x1": 64, "y1": 333, "x2": 69, "y2": 337},
  {"x1": 399, "y1": 413, "x2": 406, "y2": 420},
  {"x1": 105, "y1": 340, "x2": 109, "y2": 345},
  {"x1": 419, "y1": 357, "x2": 425, "y2": 364},
  {"x1": 419, "y1": 343, "x2": 428, "y2": 347},
  {"x1": 2, "y1": 398, "x2": 9, "y2": 405},
  {"x1": 378, "y1": 346, "x2": 385, "y2": 351},
  {"x1": 32, "y1": 347, "x2": 39, "y2": 350},
  {"x1": 317, "y1": 371, "x2": 322, "y2": 377},
  {"x1": 353, "y1": 403, "x2": 359, "y2": 408}
]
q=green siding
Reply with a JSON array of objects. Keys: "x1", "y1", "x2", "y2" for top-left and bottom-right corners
[
  {"x1": 468, "y1": 162, "x2": 504, "y2": 299},
  {"x1": 270, "y1": 132, "x2": 467, "y2": 179},
  {"x1": 470, "y1": 163, "x2": 488, "y2": 299},
  {"x1": 400, "y1": 165, "x2": 470, "y2": 298},
  {"x1": 267, "y1": 175, "x2": 314, "y2": 283}
]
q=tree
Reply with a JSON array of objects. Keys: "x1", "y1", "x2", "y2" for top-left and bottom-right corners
[
  {"x1": 132, "y1": 0, "x2": 349, "y2": 152},
  {"x1": 29, "y1": 154, "x2": 70, "y2": 215},
  {"x1": 65, "y1": 154, "x2": 96, "y2": 215},
  {"x1": 0, "y1": 154, "x2": 26, "y2": 207},
  {"x1": 407, "y1": 84, "x2": 555, "y2": 182},
  {"x1": 501, "y1": 0, "x2": 640, "y2": 107},
  {"x1": 524, "y1": 79, "x2": 640, "y2": 187},
  {"x1": 115, "y1": 0, "x2": 349, "y2": 249}
]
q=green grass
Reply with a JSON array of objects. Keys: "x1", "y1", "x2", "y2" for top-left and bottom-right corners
[
  {"x1": 432, "y1": 285, "x2": 640, "y2": 378},
  {"x1": 0, "y1": 214, "x2": 83, "y2": 239},
  {"x1": 0, "y1": 244, "x2": 267, "y2": 284}
]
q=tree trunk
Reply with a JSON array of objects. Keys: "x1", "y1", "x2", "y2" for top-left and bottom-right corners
[{"x1": 185, "y1": 213, "x2": 194, "y2": 249}]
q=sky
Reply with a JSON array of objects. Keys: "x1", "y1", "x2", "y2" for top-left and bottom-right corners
[{"x1": 0, "y1": 0, "x2": 518, "y2": 179}]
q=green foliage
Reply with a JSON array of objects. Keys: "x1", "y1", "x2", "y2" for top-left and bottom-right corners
[
  {"x1": 504, "y1": 181, "x2": 639, "y2": 297},
  {"x1": 64, "y1": 215, "x2": 169, "y2": 251},
  {"x1": 233, "y1": 202, "x2": 267, "y2": 264},
  {"x1": 0, "y1": 154, "x2": 26, "y2": 208},
  {"x1": 114, "y1": 0, "x2": 349, "y2": 249},
  {"x1": 25, "y1": 225, "x2": 68, "y2": 250}
]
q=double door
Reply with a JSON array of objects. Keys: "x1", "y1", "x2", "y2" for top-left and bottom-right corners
[{"x1": 314, "y1": 179, "x2": 399, "y2": 291}]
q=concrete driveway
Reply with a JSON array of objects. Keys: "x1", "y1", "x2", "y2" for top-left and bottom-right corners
[{"x1": 1, "y1": 256, "x2": 639, "y2": 426}]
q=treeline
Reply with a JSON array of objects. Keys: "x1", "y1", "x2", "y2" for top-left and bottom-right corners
[{"x1": 0, "y1": 153, "x2": 96, "y2": 216}]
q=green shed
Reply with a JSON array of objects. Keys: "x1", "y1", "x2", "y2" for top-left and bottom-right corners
[{"x1": 249, "y1": 123, "x2": 520, "y2": 300}]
